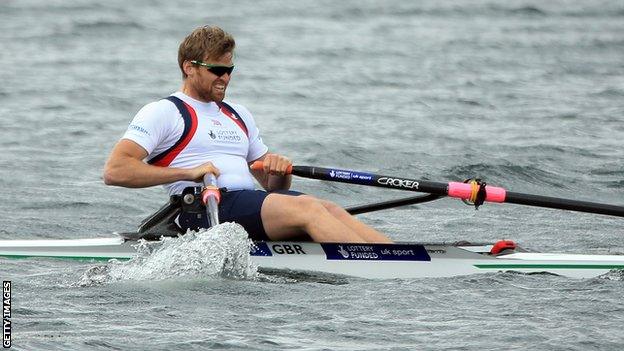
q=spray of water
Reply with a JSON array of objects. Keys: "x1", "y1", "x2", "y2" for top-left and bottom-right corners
[{"x1": 79, "y1": 222, "x2": 258, "y2": 285}]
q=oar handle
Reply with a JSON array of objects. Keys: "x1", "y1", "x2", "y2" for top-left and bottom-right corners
[{"x1": 250, "y1": 161, "x2": 293, "y2": 174}]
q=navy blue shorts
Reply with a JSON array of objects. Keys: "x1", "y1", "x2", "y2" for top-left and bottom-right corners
[{"x1": 178, "y1": 189, "x2": 303, "y2": 240}]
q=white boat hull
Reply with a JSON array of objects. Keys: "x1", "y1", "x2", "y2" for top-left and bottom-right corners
[{"x1": 1, "y1": 237, "x2": 623, "y2": 279}]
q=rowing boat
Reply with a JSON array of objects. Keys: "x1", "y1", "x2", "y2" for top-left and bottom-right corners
[
  {"x1": 1, "y1": 235, "x2": 623, "y2": 279},
  {"x1": 2, "y1": 163, "x2": 623, "y2": 280}
]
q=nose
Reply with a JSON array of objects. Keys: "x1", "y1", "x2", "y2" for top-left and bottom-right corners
[{"x1": 220, "y1": 72, "x2": 231, "y2": 82}]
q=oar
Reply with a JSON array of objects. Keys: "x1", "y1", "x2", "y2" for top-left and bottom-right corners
[
  {"x1": 345, "y1": 194, "x2": 442, "y2": 215},
  {"x1": 250, "y1": 162, "x2": 624, "y2": 218},
  {"x1": 202, "y1": 173, "x2": 221, "y2": 227}
]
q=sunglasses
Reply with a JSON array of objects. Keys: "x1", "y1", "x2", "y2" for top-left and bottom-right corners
[{"x1": 190, "y1": 60, "x2": 234, "y2": 77}]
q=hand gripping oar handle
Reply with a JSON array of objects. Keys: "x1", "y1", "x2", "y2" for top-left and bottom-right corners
[
  {"x1": 202, "y1": 173, "x2": 221, "y2": 227},
  {"x1": 250, "y1": 161, "x2": 293, "y2": 174},
  {"x1": 250, "y1": 162, "x2": 624, "y2": 218}
]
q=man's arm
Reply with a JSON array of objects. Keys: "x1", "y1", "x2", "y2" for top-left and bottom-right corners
[
  {"x1": 250, "y1": 153, "x2": 292, "y2": 192},
  {"x1": 103, "y1": 139, "x2": 219, "y2": 188}
]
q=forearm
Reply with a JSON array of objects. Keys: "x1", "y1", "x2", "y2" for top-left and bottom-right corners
[
  {"x1": 104, "y1": 156, "x2": 190, "y2": 188},
  {"x1": 266, "y1": 174, "x2": 292, "y2": 192},
  {"x1": 250, "y1": 152, "x2": 292, "y2": 191}
]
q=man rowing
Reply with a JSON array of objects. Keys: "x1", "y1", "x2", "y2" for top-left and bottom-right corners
[{"x1": 103, "y1": 25, "x2": 392, "y2": 243}]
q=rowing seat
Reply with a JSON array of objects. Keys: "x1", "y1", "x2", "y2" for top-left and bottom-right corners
[{"x1": 120, "y1": 197, "x2": 183, "y2": 241}]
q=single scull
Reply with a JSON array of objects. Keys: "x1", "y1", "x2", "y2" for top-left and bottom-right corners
[
  {"x1": 2, "y1": 163, "x2": 623, "y2": 279},
  {"x1": 0, "y1": 236, "x2": 623, "y2": 279}
]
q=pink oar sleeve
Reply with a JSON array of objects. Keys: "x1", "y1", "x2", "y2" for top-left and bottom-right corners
[{"x1": 447, "y1": 182, "x2": 507, "y2": 203}]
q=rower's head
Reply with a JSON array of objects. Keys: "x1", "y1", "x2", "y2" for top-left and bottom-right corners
[{"x1": 179, "y1": 25, "x2": 236, "y2": 102}]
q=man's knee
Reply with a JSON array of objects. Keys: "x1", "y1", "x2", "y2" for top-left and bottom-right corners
[
  {"x1": 292, "y1": 195, "x2": 327, "y2": 216},
  {"x1": 264, "y1": 194, "x2": 326, "y2": 226},
  {"x1": 317, "y1": 199, "x2": 346, "y2": 217},
  {"x1": 297, "y1": 196, "x2": 348, "y2": 219}
]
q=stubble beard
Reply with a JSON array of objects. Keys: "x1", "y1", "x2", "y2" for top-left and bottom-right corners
[{"x1": 200, "y1": 81, "x2": 226, "y2": 103}]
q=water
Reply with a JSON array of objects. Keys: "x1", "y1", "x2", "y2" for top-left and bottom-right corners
[{"x1": 1, "y1": 0, "x2": 624, "y2": 349}]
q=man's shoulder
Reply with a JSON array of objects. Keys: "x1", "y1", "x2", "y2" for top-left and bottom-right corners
[
  {"x1": 135, "y1": 97, "x2": 181, "y2": 119},
  {"x1": 143, "y1": 97, "x2": 180, "y2": 111},
  {"x1": 222, "y1": 100, "x2": 253, "y2": 118}
]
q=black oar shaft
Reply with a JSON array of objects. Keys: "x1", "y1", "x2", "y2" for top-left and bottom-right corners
[
  {"x1": 292, "y1": 166, "x2": 449, "y2": 194},
  {"x1": 506, "y1": 192, "x2": 624, "y2": 217}
]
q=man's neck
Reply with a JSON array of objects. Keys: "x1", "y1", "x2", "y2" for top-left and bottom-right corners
[{"x1": 181, "y1": 82, "x2": 212, "y2": 103}]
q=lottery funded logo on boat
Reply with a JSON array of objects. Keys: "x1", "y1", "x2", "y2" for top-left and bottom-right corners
[{"x1": 322, "y1": 244, "x2": 431, "y2": 261}]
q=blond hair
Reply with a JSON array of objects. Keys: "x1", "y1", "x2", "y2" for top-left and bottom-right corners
[{"x1": 178, "y1": 26, "x2": 235, "y2": 78}]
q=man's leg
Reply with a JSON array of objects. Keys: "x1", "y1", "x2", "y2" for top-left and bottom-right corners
[
  {"x1": 261, "y1": 194, "x2": 393, "y2": 243},
  {"x1": 261, "y1": 194, "x2": 368, "y2": 243},
  {"x1": 318, "y1": 200, "x2": 393, "y2": 243}
]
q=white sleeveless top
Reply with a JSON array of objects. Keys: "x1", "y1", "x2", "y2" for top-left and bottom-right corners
[{"x1": 122, "y1": 92, "x2": 268, "y2": 195}]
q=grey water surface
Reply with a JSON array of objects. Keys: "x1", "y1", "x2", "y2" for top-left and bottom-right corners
[{"x1": 1, "y1": 0, "x2": 624, "y2": 350}]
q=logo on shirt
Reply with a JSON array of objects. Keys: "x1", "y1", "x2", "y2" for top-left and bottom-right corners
[
  {"x1": 207, "y1": 129, "x2": 243, "y2": 143},
  {"x1": 129, "y1": 124, "x2": 150, "y2": 136},
  {"x1": 211, "y1": 119, "x2": 222, "y2": 126}
]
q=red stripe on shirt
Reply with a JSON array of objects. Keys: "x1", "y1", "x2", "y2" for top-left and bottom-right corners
[{"x1": 152, "y1": 101, "x2": 198, "y2": 167}]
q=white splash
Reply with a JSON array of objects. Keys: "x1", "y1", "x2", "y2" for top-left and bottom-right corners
[{"x1": 79, "y1": 222, "x2": 258, "y2": 285}]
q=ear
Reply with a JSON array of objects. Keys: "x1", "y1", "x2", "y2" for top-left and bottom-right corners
[{"x1": 182, "y1": 60, "x2": 195, "y2": 77}]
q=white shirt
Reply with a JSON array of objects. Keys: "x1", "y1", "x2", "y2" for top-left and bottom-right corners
[{"x1": 122, "y1": 92, "x2": 268, "y2": 195}]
